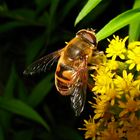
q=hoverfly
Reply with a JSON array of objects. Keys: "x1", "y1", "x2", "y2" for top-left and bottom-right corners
[{"x1": 24, "y1": 28, "x2": 98, "y2": 116}]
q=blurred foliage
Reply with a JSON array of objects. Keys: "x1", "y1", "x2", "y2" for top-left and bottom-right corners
[{"x1": 0, "y1": 0, "x2": 140, "y2": 140}]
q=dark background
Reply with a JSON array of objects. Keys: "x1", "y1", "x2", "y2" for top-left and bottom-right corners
[{"x1": 0, "y1": 0, "x2": 134, "y2": 140}]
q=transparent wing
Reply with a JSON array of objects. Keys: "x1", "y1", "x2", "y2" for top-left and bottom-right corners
[
  {"x1": 24, "y1": 49, "x2": 63, "y2": 75},
  {"x1": 70, "y1": 59, "x2": 88, "y2": 116}
]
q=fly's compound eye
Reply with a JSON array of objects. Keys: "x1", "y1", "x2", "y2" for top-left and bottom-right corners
[{"x1": 76, "y1": 29, "x2": 97, "y2": 46}]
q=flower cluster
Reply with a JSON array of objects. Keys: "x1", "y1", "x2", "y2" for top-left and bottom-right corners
[{"x1": 80, "y1": 35, "x2": 140, "y2": 140}]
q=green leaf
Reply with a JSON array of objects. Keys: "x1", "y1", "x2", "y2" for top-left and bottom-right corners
[
  {"x1": 46, "y1": 0, "x2": 59, "y2": 38},
  {"x1": 50, "y1": 0, "x2": 59, "y2": 18},
  {"x1": 0, "y1": 21, "x2": 27, "y2": 33},
  {"x1": 10, "y1": 9, "x2": 35, "y2": 20},
  {"x1": 77, "y1": 1, "x2": 110, "y2": 26},
  {"x1": 44, "y1": 105, "x2": 54, "y2": 126},
  {"x1": 56, "y1": 126, "x2": 83, "y2": 140},
  {"x1": 74, "y1": 0, "x2": 102, "y2": 26},
  {"x1": 0, "y1": 97, "x2": 50, "y2": 131},
  {"x1": 60, "y1": 0, "x2": 79, "y2": 21},
  {"x1": 0, "y1": 110, "x2": 11, "y2": 129},
  {"x1": 0, "y1": 126, "x2": 4, "y2": 140},
  {"x1": 0, "y1": 9, "x2": 35, "y2": 20},
  {"x1": 129, "y1": 0, "x2": 140, "y2": 42},
  {"x1": 27, "y1": 74, "x2": 54, "y2": 107},
  {"x1": 0, "y1": 3, "x2": 8, "y2": 12},
  {"x1": 13, "y1": 130, "x2": 33, "y2": 140},
  {"x1": 38, "y1": 131, "x2": 54, "y2": 140},
  {"x1": 35, "y1": 0, "x2": 49, "y2": 13},
  {"x1": 17, "y1": 76, "x2": 28, "y2": 102},
  {"x1": 38, "y1": 12, "x2": 49, "y2": 25},
  {"x1": 1, "y1": 66, "x2": 17, "y2": 129},
  {"x1": 25, "y1": 35, "x2": 46, "y2": 64},
  {"x1": 96, "y1": 8, "x2": 140, "y2": 41},
  {"x1": 4, "y1": 65, "x2": 17, "y2": 98}
]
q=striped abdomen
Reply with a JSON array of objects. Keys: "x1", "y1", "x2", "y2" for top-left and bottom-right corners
[{"x1": 55, "y1": 62, "x2": 76, "y2": 95}]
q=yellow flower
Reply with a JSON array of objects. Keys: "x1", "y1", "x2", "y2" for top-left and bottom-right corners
[
  {"x1": 106, "y1": 35, "x2": 128, "y2": 60},
  {"x1": 92, "y1": 66, "x2": 114, "y2": 94},
  {"x1": 118, "y1": 95, "x2": 140, "y2": 118},
  {"x1": 104, "y1": 60, "x2": 119, "y2": 70},
  {"x1": 91, "y1": 96, "x2": 109, "y2": 119},
  {"x1": 123, "y1": 116, "x2": 140, "y2": 140},
  {"x1": 133, "y1": 76, "x2": 140, "y2": 88},
  {"x1": 79, "y1": 116, "x2": 97, "y2": 139},
  {"x1": 114, "y1": 70, "x2": 134, "y2": 94},
  {"x1": 126, "y1": 76, "x2": 140, "y2": 97},
  {"x1": 127, "y1": 130, "x2": 140, "y2": 140},
  {"x1": 106, "y1": 86, "x2": 122, "y2": 106},
  {"x1": 100, "y1": 121, "x2": 120, "y2": 140},
  {"x1": 80, "y1": 35, "x2": 140, "y2": 140},
  {"x1": 129, "y1": 86, "x2": 140, "y2": 98},
  {"x1": 126, "y1": 42, "x2": 140, "y2": 71},
  {"x1": 128, "y1": 41, "x2": 140, "y2": 50}
]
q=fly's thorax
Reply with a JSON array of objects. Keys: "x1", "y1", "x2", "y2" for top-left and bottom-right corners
[{"x1": 64, "y1": 37, "x2": 94, "y2": 62}]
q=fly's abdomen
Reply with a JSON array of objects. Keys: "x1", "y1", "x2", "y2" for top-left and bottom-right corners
[{"x1": 55, "y1": 63, "x2": 75, "y2": 95}]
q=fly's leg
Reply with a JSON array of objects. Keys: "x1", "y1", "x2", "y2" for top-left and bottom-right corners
[{"x1": 88, "y1": 51, "x2": 105, "y2": 70}]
